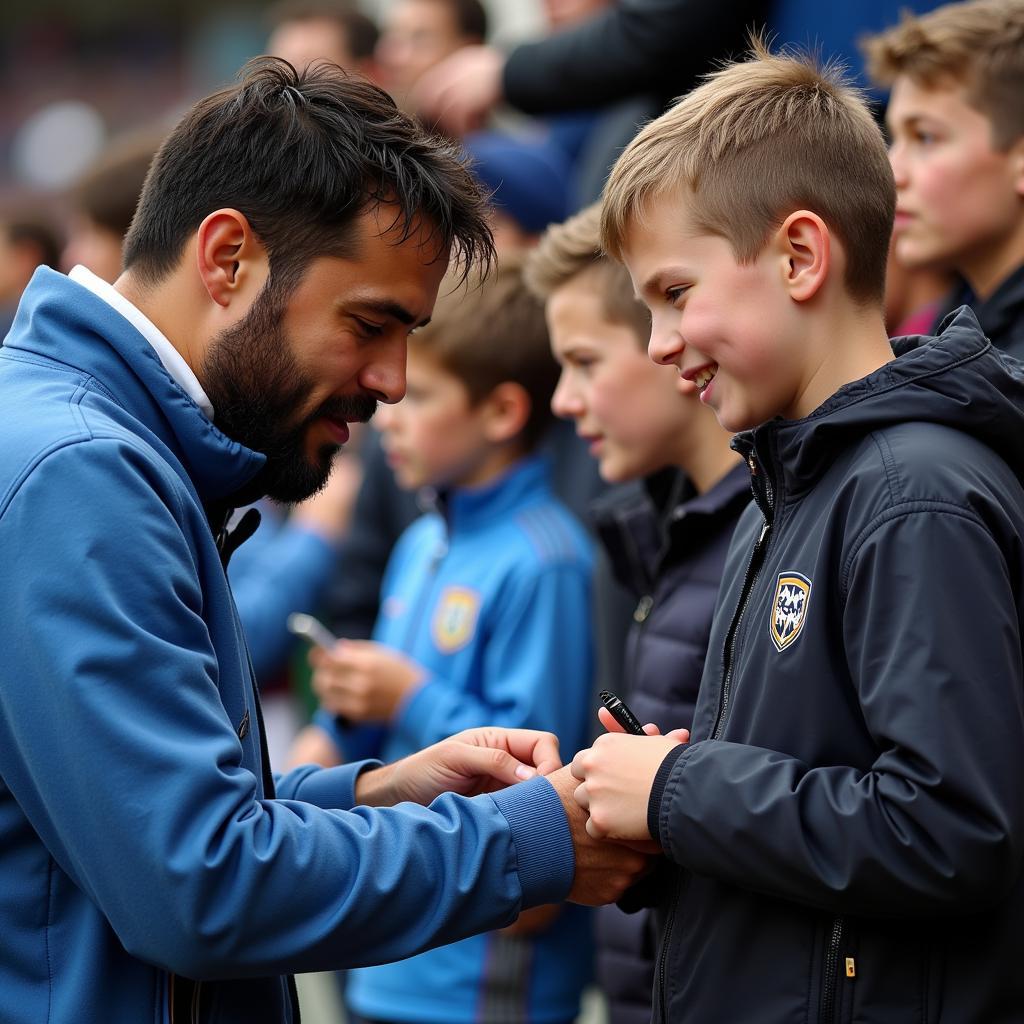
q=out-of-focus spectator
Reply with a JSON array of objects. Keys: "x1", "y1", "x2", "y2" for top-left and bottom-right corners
[
  {"x1": 62, "y1": 130, "x2": 161, "y2": 283},
  {"x1": 412, "y1": 0, "x2": 769, "y2": 137},
  {"x1": 464, "y1": 130, "x2": 571, "y2": 253},
  {"x1": 377, "y1": 0, "x2": 487, "y2": 113},
  {"x1": 0, "y1": 211, "x2": 62, "y2": 337},
  {"x1": 266, "y1": 0, "x2": 380, "y2": 79}
]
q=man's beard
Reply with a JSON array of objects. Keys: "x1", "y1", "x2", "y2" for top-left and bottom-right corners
[{"x1": 200, "y1": 284, "x2": 376, "y2": 503}]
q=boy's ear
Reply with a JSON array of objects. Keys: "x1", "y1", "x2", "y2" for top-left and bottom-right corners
[
  {"x1": 195, "y1": 208, "x2": 270, "y2": 309},
  {"x1": 481, "y1": 381, "x2": 532, "y2": 444},
  {"x1": 775, "y1": 210, "x2": 830, "y2": 303}
]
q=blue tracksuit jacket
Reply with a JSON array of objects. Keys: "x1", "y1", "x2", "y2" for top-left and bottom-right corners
[
  {"x1": 322, "y1": 456, "x2": 595, "y2": 1023},
  {"x1": 0, "y1": 268, "x2": 575, "y2": 1024}
]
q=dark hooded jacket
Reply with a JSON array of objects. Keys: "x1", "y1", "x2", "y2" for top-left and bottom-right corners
[
  {"x1": 646, "y1": 308, "x2": 1024, "y2": 1023},
  {"x1": 931, "y1": 262, "x2": 1024, "y2": 363},
  {"x1": 591, "y1": 465, "x2": 749, "y2": 1024}
]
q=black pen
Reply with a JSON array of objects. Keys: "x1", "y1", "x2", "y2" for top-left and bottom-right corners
[{"x1": 598, "y1": 689, "x2": 647, "y2": 735}]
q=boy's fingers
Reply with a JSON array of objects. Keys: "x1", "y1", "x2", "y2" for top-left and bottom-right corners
[
  {"x1": 642, "y1": 723, "x2": 660, "y2": 735},
  {"x1": 597, "y1": 706, "x2": 625, "y2": 733},
  {"x1": 666, "y1": 728, "x2": 690, "y2": 743}
]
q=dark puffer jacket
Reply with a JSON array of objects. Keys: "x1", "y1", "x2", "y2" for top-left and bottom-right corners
[
  {"x1": 648, "y1": 309, "x2": 1024, "y2": 1023},
  {"x1": 591, "y1": 464, "x2": 750, "y2": 1024}
]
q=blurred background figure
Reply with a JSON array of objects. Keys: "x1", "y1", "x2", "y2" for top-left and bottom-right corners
[
  {"x1": 376, "y1": 0, "x2": 487, "y2": 114},
  {"x1": 0, "y1": 210, "x2": 62, "y2": 336},
  {"x1": 61, "y1": 129, "x2": 161, "y2": 283},
  {"x1": 266, "y1": 0, "x2": 381, "y2": 79},
  {"x1": 463, "y1": 130, "x2": 571, "y2": 253}
]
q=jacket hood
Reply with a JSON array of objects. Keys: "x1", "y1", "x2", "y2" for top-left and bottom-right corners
[
  {"x1": 739, "y1": 306, "x2": 1024, "y2": 499},
  {"x1": 3, "y1": 267, "x2": 266, "y2": 503}
]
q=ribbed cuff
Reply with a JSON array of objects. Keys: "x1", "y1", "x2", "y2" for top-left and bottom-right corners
[
  {"x1": 648, "y1": 744, "x2": 687, "y2": 846},
  {"x1": 490, "y1": 776, "x2": 574, "y2": 907}
]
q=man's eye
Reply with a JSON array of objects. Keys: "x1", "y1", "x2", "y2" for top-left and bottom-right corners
[{"x1": 355, "y1": 317, "x2": 385, "y2": 338}]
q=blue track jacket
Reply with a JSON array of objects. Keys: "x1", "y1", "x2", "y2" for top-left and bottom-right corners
[
  {"x1": 323, "y1": 456, "x2": 594, "y2": 1023},
  {"x1": 0, "y1": 269, "x2": 575, "y2": 1024}
]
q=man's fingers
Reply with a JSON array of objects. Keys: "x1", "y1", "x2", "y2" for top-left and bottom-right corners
[
  {"x1": 448, "y1": 744, "x2": 535, "y2": 787},
  {"x1": 572, "y1": 780, "x2": 590, "y2": 812}
]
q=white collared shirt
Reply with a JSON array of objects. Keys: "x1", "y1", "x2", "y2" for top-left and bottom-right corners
[{"x1": 68, "y1": 264, "x2": 214, "y2": 420}]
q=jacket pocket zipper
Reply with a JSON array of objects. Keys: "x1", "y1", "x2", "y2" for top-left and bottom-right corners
[{"x1": 820, "y1": 916, "x2": 845, "y2": 1023}]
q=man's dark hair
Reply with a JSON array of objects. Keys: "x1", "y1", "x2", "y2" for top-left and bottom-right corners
[
  {"x1": 267, "y1": 0, "x2": 380, "y2": 61},
  {"x1": 123, "y1": 57, "x2": 493, "y2": 291}
]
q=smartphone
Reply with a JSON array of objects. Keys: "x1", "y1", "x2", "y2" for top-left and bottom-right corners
[
  {"x1": 286, "y1": 613, "x2": 338, "y2": 650},
  {"x1": 598, "y1": 689, "x2": 647, "y2": 736}
]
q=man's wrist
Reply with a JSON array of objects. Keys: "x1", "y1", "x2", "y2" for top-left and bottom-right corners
[{"x1": 353, "y1": 762, "x2": 393, "y2": 807}]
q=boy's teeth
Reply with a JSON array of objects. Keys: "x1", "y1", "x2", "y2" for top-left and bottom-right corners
[{"x1": 695, "y1": 367, "x2": 717, "y2": 389}]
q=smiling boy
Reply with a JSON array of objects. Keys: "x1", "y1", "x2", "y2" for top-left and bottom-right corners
[
  {"x1": 866, "y1": 0, "x2": 1024, "y2": 356},
  {"x1": 569, "y1": 41, "x2": 1024, "y2": 1023}
]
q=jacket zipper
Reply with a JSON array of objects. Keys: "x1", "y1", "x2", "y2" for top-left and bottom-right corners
[
  {"x1": 656, "y1": 872, "x2": 683, "y2": 1022},
  {"x1": 401, "y1": 538, "x2": 447, "y2": 653},
  {"x1": 655, "y1": 453, "x2": 772, "y2": 1022},
  {"x1": 820, "y1": 916, "x2": 846, "y2": 1023},
  {"x1": 712, "y1": 453, "x2": 773, "y2": 740}
]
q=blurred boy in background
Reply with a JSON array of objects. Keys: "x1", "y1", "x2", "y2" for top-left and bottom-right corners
[
  {"x1": 866, "y1": 0, "x2": 1024, "y2": 355},
  {"x1": 526, "y1": 204, "x2": 748, "y2": 1024},
  {"x1": 294, "y1": 260, "x2": 596, "y2": 1024}
]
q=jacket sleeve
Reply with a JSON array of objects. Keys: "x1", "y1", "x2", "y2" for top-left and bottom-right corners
[
  {"x1": 502, "y1": 0, "x2": 769, "y2": 113},
  {"x1": 392, "y1": 560, "x2": 594, "y2": 756},
  {"x1": 654, "y1": 506, "x2": 1024, "y2": 917},
  {"x1": 0, "y1": 440, "x2": 574, "y2": 978}
]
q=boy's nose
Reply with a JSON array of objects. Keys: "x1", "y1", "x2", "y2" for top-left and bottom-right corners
[
  {"x1": 551, "y1": 373, "x2": 582, "y2": 419},
  {"x1": 648, "y1": 325, "x2": 683, "y2": 368}
]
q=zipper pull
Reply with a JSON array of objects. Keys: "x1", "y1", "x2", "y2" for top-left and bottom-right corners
[
  {"x1": 845, "y1": 957, "x2": 856, "y2": 978},
  {"x1": 634, "y1": 595, "x2": 654, "y2": 623},
  {"x1": 747, "y1": 453, "x2": 758, "y2": 475}
]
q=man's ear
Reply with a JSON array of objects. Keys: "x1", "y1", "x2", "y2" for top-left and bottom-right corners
[
  {"x1": 481, "y1": 381, "x2": 532, "y2": 444},
  {"x1": 775, "y1": 210, "x2": 830, "y2": 303},
  {"x1": 195, "y1": 208, "x2": 269, "y2": 308}
]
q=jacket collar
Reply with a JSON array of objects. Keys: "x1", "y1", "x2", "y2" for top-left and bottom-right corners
[
  {"x1": 731, "y1": 306, "x2": 1024, "y2": 509},
  {"x1": 425, "y1": 454, "x2": 552, "y2": 534},
  {"x1": 4, "y1": 267, "x2": 265, "y2": 503}
]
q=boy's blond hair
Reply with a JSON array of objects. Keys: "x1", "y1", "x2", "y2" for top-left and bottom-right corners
[
  {"x1": 864, "y1": 0, "x2": 1024, "y2": 150},
  {"x1": 602, "y1": 40, "x2": 895, "y2": 304},
  {"x1": 412, "y1": 256, "x2": 557, "y2": 449},
  {"x1": 523, "y1": 203, "x2": 651, "y2": 347}
]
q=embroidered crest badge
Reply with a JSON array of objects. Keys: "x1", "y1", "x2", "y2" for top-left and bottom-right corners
[
  {"x1": 770, "y1": 571, "x2": 812, "y2": 652},
  {"x1": 432, "y1": 587, "x2": 481, "y2": 653}
]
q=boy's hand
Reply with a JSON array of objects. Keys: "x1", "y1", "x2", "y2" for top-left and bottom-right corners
[
  {"x1": 354, "y1": 727, "x2": 562, "y2": 807},
  {"x1": 570, "y1": 708, "x2": 690, "y2": 845},
  {"x1": 310, "y1": 640, "x2": 423, "y2": 722}
]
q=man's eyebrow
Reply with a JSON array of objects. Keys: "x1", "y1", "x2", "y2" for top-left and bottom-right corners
[{"x1": 355, "y1": 298, "x2": 431, "y2": 328}]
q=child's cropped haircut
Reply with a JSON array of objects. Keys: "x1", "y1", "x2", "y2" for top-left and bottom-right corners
[
  {"x1": 413, "y1": 257, "x2": 558, "y2": 449},
  {"x1": 864, "y1": 0, "x2": 1024, "y2": 149},
  {"x1": 602, "y1": 39, "x2": 895, "y2": 304},
  {"x1": 524, "y1": 203, "x2": 650, "y2": 347}
]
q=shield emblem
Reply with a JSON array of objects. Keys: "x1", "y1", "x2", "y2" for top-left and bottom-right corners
[
  {"x1": 432, "y1": 586, "x2": 481, "y2": 653},
  {"x1": 770, "y1": 571, "x2": 812, "y2": 652}
]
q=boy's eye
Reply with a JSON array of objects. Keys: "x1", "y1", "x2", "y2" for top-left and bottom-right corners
[{"x1": 665, "y1": 286, "x2": 689, "y2": 306}]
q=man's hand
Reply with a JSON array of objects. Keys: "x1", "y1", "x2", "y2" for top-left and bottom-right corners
[
  {"x1": 545, "y1": 765, "x2": 654, "y2": 906},
  {"x1": 410, "y1": 44, "x2": 505, "y2": 136},
  {"x1": 355, "y1": 727, "x2": 562, "y2": 807},
  {"x1": 310, "y1": 639, "x2": 423, "y2": 722}
]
